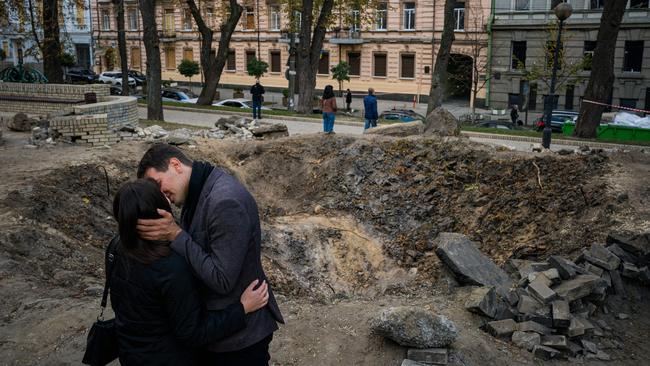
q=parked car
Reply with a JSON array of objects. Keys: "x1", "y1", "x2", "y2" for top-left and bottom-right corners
[
  {"x1": 66, "y1": 68, "x2": 97, "y2": 83},
  {"x1": 110, "y1": 85, "x2": 145, "y2": 99},
  {"x1": 128, "y1": 70, "x2": 146, "y2": 86},
  {"x1": 213, "y1": 98, "x2": 271, "y2": 110},
  {"x1": 378, "y1": 109, "x2": 426, "y2": 123},
  {"x1": 98, "y1": 71, "x2": 137, "y2": 87},
  {"x1": 535, "y1": 110, "x2": 579, "y2": 132},
  {"x1": 161, "y1": 88, "x2": 198, "y2": 104}
]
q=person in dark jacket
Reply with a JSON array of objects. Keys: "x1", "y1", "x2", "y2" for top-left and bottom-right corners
[
  {"x1": 321, "y1": 85, "x2": 337, "y2": 134},
  {"x1": 250, "y1": 80, "x2": 265, "y2": 120},
  {"x1": 363, "y1": 88, "x2": 378, "y2": 130},
  {"x1": 345, "y1": 89, "x2": 352, "y2": 112},
  {"x1": 510, "y1": 104, "x2": 519, "y2": 125},
  {"x1": 110, "y1": 178, "x2": 269, "y2": 366},
  {"x1": 136, "y1": 144, "x2": 284, "y2": 366}
]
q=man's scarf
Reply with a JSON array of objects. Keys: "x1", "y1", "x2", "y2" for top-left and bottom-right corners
[{"x1": 181, "y1": 161, "x2": 214, "y2": 229}]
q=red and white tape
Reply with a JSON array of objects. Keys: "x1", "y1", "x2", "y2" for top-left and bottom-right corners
[{"x1": 582, "y1": 99, "x2": 650, "y2": 115}]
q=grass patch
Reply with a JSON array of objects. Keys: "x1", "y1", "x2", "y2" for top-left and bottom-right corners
[{"x1": 461, "y1": 126, "x2": 650, "y2": 146}]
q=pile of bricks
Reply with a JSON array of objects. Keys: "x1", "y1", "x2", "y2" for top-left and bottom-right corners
[
  {"x1": 50, "y1": 113, "x2": 121, "y2": 147},
  {"x1": 472, "y1": 232, "x2": 649, "y2": 361}
]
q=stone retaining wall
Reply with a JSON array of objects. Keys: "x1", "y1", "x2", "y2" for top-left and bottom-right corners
[
  {"x1": 0, "y1": 82, "x2": 110, "y2": 102},
  {"x1": 73, "y1": 96, "x2": 138, "y2": 129},
  {"x1": 50, "y1": 113, "x2": 121, "y2": 147}
]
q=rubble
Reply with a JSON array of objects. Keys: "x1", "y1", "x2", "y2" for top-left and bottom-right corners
[
  {"x1": 363, "y1": 121, "x2": 424, "y2": 137},
  {"x1": 406, "y1": 348, "x2": 448, "y2": 365},
  {"x1": 436, "y1": 231, "x2": 650, "y2": 361},
  {"x1": 370, "y1": 306, "x2": 458, "y2": 348},
  {"x1": 423, "y1": 108, "x2": 460, "y2": 136}
]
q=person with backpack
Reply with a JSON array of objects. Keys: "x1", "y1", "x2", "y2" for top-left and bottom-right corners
[
  {"x1": 321, "y1": 85, "x2": 337, "y2": 134},
  {"x1": 363, "y1": 88, "x2": 378, "y2": 130}
]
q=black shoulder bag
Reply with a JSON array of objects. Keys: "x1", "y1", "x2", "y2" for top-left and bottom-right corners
[{"x1": 82, "y1": 235, "x2": 120, "y2": 366}]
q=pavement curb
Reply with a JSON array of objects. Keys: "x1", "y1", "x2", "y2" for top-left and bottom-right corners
[{"x1": 461, "y1": 131, "x2": 648, "y2": 151}]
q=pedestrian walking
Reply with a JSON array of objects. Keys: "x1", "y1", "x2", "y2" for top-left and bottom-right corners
[
  {"x1": 363, "y1": 88, "x2": 378, "y2": 130},
  {"x1": 510, "y1": 104, "x2": 519, "y2": 125},
  {"x1": 321, "y1": 85, "x2": 337, "y2": 134},
  {"x1": 345, "y1": 89, "x2": 352, "y2": 112},
  {"x1": 250, "y1": 80, "x2": 265, "y2": 120}
]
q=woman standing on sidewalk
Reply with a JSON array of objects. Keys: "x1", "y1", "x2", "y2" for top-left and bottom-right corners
[{"x1": 321, "y1": 85, "x2": 337, "y2": 134}]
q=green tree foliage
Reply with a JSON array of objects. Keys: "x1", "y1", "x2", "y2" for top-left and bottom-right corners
[
  {"x1": 330, "y1": 61, "x2": 350, "y2": 96},
  {"x1": 178, "y1": 59, "x2": 200, "y2": 83},
  {"x1": 60, "y1": 52, "x2": 76, "y2": 67},
  {"x1": 247, "y1": 58, "x2": 269, "y2": 79}
]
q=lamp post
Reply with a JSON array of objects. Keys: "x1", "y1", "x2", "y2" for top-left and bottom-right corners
[{"x1": 542, "y1": 2, "x2": 572, "y2": 149}]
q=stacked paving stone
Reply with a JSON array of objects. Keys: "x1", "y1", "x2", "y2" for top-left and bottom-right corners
[
  {"x1": 50, "y1": 113, "x2": 121, "y2": 147},
  {"x1": 434, "y1": 232, "x2": 649, "y2": 362}
]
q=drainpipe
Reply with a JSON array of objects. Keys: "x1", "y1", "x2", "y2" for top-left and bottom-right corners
[{"x1": 485, "y1": 0, "x2": 495, "y2": 107}]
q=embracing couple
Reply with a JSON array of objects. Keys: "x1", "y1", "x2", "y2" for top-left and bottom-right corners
[{"x1": 109, "y1": 144, "x2": 283, "y2": 365}]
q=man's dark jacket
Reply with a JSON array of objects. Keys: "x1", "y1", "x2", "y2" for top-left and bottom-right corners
[
  {"x1": 110, "y1": 247, "x2": 246, "y2": 365},
  {"x1": 250, "y1": 83, "x2": 265, "y2": 103},
  {"x1": 172, "y1": 168, "x2": 284, "y2": 352},
  {"x1": 363, "y1": 94, "x2": 378, "y2": 120}
]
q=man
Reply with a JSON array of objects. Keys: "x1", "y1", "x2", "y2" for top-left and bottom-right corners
[
  {"x1": 510, "y1": 104, "x2": 519, "y2": 125},
  {"x1": 250, "y1": 80, "x2": 265, "y2": 120},
  {"x1": 363, "y1": 88, "x2": 378, "y2": 130},
  {"x1": 345, "y1": 88, "x2": 352, "y2": 112},
  {"x1": 136, "y1": 144, "x2": 283, "y2": 365}
]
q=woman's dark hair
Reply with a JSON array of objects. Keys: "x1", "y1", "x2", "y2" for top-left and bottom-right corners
[
  {"x1": 113, "y1": 178, "x2": 173, "y2": 265},
  {"x1": 137, "y1": 143, "x2": 193, "y2": 178},
  {"x1": 322, "y1": 85, "x2": 335, "y2": 100}
]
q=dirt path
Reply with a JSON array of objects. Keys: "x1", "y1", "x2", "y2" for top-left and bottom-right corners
[{"x1": 1, "y1": 130, "x2": 649, "y2": 365}]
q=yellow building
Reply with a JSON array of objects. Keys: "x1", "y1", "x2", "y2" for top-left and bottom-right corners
[{"x1": 92, "y1": 0, "x2": 490, "y2": 103}]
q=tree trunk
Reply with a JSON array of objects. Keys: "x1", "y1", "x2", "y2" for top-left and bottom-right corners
[
  {"x1": 185, "y1": 0, "x2": 242, "y2": 105},
  {"x1": 42, "y1": 0, "x2": 63, "y2": 82},
  {"x1": 427, "y1": 0, "x2": 456, "y2": 115},
  {"x1": 115, "y1": 0, "x2": 129, "y2": 95},
  {"x1": 139, "y1": 0, "x2": 163, "y2": 120},
  {"x1": 573, "y1": 0, "x2": 626, "y2": 138},
  {"x1": 295, "y1": 0, "x2": 334, "y2": 114}
]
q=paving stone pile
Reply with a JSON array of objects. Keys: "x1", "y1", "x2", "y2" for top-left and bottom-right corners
[{"x1": 435, "y1": 232, "x2": 649, "y2": 362}]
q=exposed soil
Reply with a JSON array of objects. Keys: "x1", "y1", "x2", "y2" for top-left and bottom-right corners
[{"x1": 0, "y1": 129, "x2": 649, "y2": 365}]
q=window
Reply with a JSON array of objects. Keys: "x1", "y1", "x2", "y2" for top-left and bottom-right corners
[
  {"x1": 376, "y1": 2, "x2": 387, "y2": 30},
  {"x1": 270, "y1": 50, "x2": 281, "y2": 72},
  {"x1": 318, "y1": 50, "x2": 330, "y2": 75},
  {"x1": 269, "y1": 6, "x2": 281, "y2": 30},
  {"x1": 130, "y1": 47, "x2": 141, "y2": 69},
  {"x1": 2, "y1": 41, "x2": 10, "y2": 60},
  {"x1": 183, "y1": 48, "x2": 193, "y2": 61},
  {"x1": 245, "y1": 50, "x2": 256, "y2": 68},
  {"x1": 630, "y1": 0, "x2": 649, "y2": 8},
  {"x1": 619, "y1": 99, "x2": 637, "y2": 109},
  {"x1": 565, "y1": 84, "x2": 574, "y2": 110},
  {"x1": 127, "y1": 8, "x2": 138, "y2": 30},
  {"x1": 183, "y1": 9, "x2": 193, "y2": 30},
  {"x1": 227, "y1": 49, "x2": 236, "y2": 71},
  {"x1": 403, "y1": 2, "x2": 415, "y2": 30},
  {"x1": 206, "y1": 8, "x2": 214, "y2": 28},
  {"x1": 163, "y1": 9, "x2": 175, "y2": 34},
  {"x1": 76, "y1": 2, "x2": 85, "y2": 26},
  {"x1": 511, "y1": 41, "x2": 526, "y2": 69},
  {"x1": 244, "y1": 7, "x2": 255, "y2": 30},
  {"x1": 401, "y1": 53, "x2": 415, "y2": 78},
  {"x1": 623, "y1": 41, "x2": 644, "y2": 72},
  {"x1": 515, "y1": 0, "x2": 530, "y2": 10},
  {"x1": 528, "y1": 83, "x2": 537, "y2": 110},
  {"x1": 374, "y1": 53, "x2": 387, "y2": 77},
  {"x1": 101, "y1": 9, "x2": 111, "y2": 30},
  {"x1": 454, "y1": 1, "x2": 465, "y2": 31},
  {"x1": 293, "y1": 11, "x2": 302, "y2": 31},
  {"x1": 590, "y1": 0, "x2": 604, "y2": 9},
  {"x1": 583, "y1": 41, "x2": 596, "y2": 71},
  {"x1": 351, "y1": 9, "x2": 361, "y2": 32},
  {"x1": 165, "y1": 47, "x2": 176, "y2": 70},
  {"x1": 645, "y1": 88, "x2": 650, "y2": 113},
  {"x1": 348, "y1": 52, "x2": 361, "y2": 76}
]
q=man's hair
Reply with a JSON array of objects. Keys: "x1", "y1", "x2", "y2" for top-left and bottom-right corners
[
  {"x1": 137, "y1": 143, "x2": 193, "y2": 178},
  {"x1": 368, "y1": 88, "x2": 374, "y2": 95}
]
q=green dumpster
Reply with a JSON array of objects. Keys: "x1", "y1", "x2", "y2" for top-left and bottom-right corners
[{"x1": 563, "y1": 122, "x2": 650, "y2": 143}]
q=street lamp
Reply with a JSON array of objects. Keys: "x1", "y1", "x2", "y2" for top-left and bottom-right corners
[{"x1": 542, "y1": 2, "x2": 572, "y2": 149}]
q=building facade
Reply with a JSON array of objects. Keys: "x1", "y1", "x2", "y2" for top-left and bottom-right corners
[
  {"x1": 489, "y1": 0, "x2": 650, "y2": 113},
  {"x1": 0, "y1": 0, "x2": 94, "y2": 69},
  {"x1": 92, "y1": 0, "x2": 490, "y2": 102}
]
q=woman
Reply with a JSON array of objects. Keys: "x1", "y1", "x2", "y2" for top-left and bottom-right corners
[
  {"x1": 321, "y1": 85, "x2": 337, "y2": 134},
  {"x1": 110, "y1": 178, "x2": 269, "y2": 365}
]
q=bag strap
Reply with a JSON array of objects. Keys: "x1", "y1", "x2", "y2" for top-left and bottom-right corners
[{"x1": 99, "y1": 235, "x2": 119, "y2": 316}]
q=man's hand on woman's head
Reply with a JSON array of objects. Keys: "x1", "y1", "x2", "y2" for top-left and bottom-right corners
[{"x1": 137, "y1": 209, "x2": 182, "y2": 242}]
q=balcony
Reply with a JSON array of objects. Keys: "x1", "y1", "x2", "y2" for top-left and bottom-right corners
[
  {"x1": 159, "y1": 29, "x2": 176, "y2": 40},
  {"x1": 278, "y1": 31, "x2": 300, "y2": 44},
  {"x1": 329, "y1": 29, "x2": 364, "y2": 44}
]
